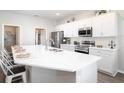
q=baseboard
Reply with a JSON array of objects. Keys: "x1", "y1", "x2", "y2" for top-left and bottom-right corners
[
  {"x1": 113, "y1": 71, "x2": 118, "y2": 77},
  {"x1": 118, "y1": 70, "x2": 124, "y2": 74},
  {"x1": 98, "y1": 69, "x2": 118, "y2": 77}
]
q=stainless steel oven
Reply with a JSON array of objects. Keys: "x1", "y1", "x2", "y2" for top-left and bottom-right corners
[
  {"x1": 75, "y1": 46, "x2": 89, "y2": 54},
  {"x1": 75, "y1": 41, "x2": 95, "y2": 54},
  {"x1": 78, "y1": 27, "x2": 92, "y2": 37}
]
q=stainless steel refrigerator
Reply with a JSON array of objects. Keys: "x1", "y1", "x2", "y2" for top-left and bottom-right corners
[{"x1": 50, "y1": 31, "x2": 64, "y2": 48}]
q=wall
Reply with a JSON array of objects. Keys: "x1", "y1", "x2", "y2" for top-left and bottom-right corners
[
  {"x1": 70, "y1": 37, "x2": 117, "y2": 48},
  {"x1": 118, "y1": 14, "x2": 124, "y2": 72},
  {"x1": 0, "y1": 11, "x2": 56, "y2": 49}
]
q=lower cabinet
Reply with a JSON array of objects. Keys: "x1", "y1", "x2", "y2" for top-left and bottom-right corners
[
  {"x1": 60, "y1": 44, "x2": 76, "y2": 52},
  {"x1": 89, "y1": 47, "x2": 118, "y2": 77}
]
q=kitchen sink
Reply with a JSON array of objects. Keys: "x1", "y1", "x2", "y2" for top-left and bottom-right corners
[{"x1": 48, "y1": 48, "x2": 63, "y2": 52}]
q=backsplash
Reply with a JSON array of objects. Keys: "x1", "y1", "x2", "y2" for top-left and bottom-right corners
[{"x1": 70, "y1": 37, "x2": 117, "y2": 48}]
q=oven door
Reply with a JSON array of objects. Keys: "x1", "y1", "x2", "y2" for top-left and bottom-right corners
[
  {"x1": 75, "y1": 50, "x2": 89, "y2": 54},
  {"x1": 78, "y1": 30, "x2": 87, "y2": 36}
]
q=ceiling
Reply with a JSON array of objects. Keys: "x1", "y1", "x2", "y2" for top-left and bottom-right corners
[
  {"x1": 3, "y1": 10, "x2": 124, "y2": 20},
  {"x1": 5, "y1": 10, "x2": 95, "y2": 20}
]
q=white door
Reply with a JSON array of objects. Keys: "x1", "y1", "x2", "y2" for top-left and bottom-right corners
[
  {"x1": 35, "y1": 28, "x2": 46, "y2": 45},
  {"x1": 4, "y1": 25, "x2": 20, "y2": 52}
]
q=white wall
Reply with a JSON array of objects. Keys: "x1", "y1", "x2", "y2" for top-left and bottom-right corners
[
  {"x1": 118, "y1": 14, "x2": 124, "y2": 72},
  {"x1": 0, "y1": 11, "x2": 56, "y2": 48},
  {"x1": 70, "y1": 37, "x2": 117, "y2": 48}
]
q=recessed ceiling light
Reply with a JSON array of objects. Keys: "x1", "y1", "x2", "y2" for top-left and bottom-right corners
[{"x1": 56, "y1": 13, "x2": 60, "y2": 16}]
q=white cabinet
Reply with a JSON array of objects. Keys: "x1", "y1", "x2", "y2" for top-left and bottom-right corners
[
  {"x1": 56, "y1": 13, "x2": 118, "y2": 37},
  {"x1": 77, "y1": 18, "x2": 92, "y2": 29},
  {"x1": 63, "y1": 22, "x2": 78, "y2": 37},
  {"x1": 62, "y1": 23, "x2": 72, "y2": 37},
  {"x1": 101, "y1": 13, "x2": 118, "y2": 36},
  {"x1": 92, "y1": 13, "x2": 118, "y2": 37},
  {"x1": 60, "y1": 44, "x2": 76, "y2": 52},
  {"x1": 55, "y1": 24, "x2": 65, "y2": 31},
  {"x1": 56, "y1": 22, "x2": 78, "y2": 37},
  {"x1": 89, "y1": 47, "x2": 118, "y2": 77},
  {"x1": 55, "y1": 25, "x2": 60, "y2": 31},
  {"x1": 71, "y1": 22, "x2": 78, "y2": 37},
  {"x1": 92, "y1": 16, "x2": 102, "y2": 37}
]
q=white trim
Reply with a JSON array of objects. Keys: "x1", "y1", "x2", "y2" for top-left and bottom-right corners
[
  {"x1": 112, "y1": 71, "x2": 118, "y2": 77},
  {"x1": 118, "y1": 70, "x2": 124, "y2": 74},
  {"x1": 98, "y1": 69, "x2": 118, "y2": 77},
  {"x1": 1, "y1": 24, "x2": 21, "y2": 49}
]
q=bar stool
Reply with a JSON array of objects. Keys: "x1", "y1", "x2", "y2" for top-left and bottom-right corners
[{"x1": 0, "y1": 52, "x2": 27, "y2": 83}]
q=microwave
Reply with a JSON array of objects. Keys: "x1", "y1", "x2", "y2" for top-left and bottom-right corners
[{"x1": 78, "y1": 27, "x2": 92, "y2": 37}]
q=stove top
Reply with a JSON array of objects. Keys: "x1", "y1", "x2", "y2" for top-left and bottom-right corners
[{"x1": 75, "y1": 41, "x2": 95, "y2": 54}]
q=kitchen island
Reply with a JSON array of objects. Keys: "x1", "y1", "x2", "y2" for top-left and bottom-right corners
[{"x1": 12, "y1": 45, "x2": 101, "y2": 83}]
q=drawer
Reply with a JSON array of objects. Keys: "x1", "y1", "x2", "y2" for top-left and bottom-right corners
[
  {"x1": 89, "y1": 49, "x2": 101, "y2": 56},
  {"x1": 89, "y1": 49, "x2": 112, "y2": 56}
]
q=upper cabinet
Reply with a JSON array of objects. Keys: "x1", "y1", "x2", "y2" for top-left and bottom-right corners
[
  {"x1": 63, "y1": 23, "x2": 73, "y2": 37},
  {"x1": 55, "y1": 24, "x2": 65, "y2": 31},
  {"x1": 56, "y1": 22, "x2": 78, "y2": 37},
  {"x1": 56, "y1": 13, "x2": 118, "y2": 37},
  {"x1": 77, "y1": 18, "x2": 92, "y2": 29},
  {"x1": 92, "y1": 13, "x2": 118, "y2": 37}
]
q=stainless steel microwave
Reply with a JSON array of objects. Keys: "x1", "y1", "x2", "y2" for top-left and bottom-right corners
[{"x1": 78, "y1": 27, "x2": 92, "y2": 37}]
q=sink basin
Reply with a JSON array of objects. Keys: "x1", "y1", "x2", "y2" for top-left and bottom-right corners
[{"x1": 48, "y1": 49, "x2": 63, "y2": 52}]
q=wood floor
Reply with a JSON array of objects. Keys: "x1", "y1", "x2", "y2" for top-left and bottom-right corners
[
  {"x1": 0, "y1": 67, "x2": 124, "y2": 83},
  {"x1": 0, "y1": 67, "x2": 5, "y2": 83},
  {"x1": 98, "y1": 72, "x2": 124, "y2": 83}
]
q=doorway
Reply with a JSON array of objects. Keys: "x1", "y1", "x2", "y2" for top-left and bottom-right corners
[
  {"x1": 4, "y1": 25, "x2": 20, "y2": 52},
  {"x1": 35, "y1": 28, "x2": 46, "y2": 45}
]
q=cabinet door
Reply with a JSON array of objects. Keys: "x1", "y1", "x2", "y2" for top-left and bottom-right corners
[
  {"x1": 101, "y1": 13, "x2": 117, "y2": 36},
  {"x1": 64, "y1": 22, "x2": 79, "y2": 37},
  {"x1": 82, "y1": 18, "x2": 92, "y2": 27},
  {"x1": 92, "y1": 17, "x2": 103, "y2": 37},
  {"x1": 72, "y1": 22, "x2": 78, "y2": 37},
  {"x1": 89, "y1": 49, "x2": 114, "y2": 74},
  {"x1": 99, "y1": 50, "x2": 114, "y2": 73},
  {"x1": 77, "y1": 18, "x2": 92, "y2": 29},
  {"x1": 89, "y1": 49, "x2": 102, "y2": 69},
  {"x1": 56, "y1": 24, "x2": 65, "y2": 31},
  {"x1": 92, "y1": 13, "x2": 117, "y2": 37},
  {"x1": 57, "y1": 23, "x2": 78, "y2": 37},
  {"x1": 56, "y1": 25, "x2": 61, "y2": 31},
  {"x1": 63, "y1": 23, "x2": 73, "y2": 37}
]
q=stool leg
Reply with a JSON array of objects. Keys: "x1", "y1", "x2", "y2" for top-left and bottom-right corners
[{"x1": 6, "y1": 76, "x2": 13, "y2": 83}]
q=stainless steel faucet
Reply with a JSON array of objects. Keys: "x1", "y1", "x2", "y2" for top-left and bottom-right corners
[
  {"x1": 108, "y1": 40, "x2": 116, "y2": 49},
  {"x1": 45, "y1": 39, "x2": 55, "y2": 50},
  {"x1": 49, "y1": 39, "x2": 55, "y2": 47}
]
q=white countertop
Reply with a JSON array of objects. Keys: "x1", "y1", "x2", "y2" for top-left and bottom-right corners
[{"x1": 12, "y1": 45, "x2": 100, "y2": 72}]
